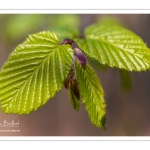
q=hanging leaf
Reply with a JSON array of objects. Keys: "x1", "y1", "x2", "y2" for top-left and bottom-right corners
[
  {"x1": 0, "y1": 31, "x2": 73, "y2": 114},
  {"x1": 75, "y1": 23, "x2": 150, "y2": 71},
  {"x1": 76, "y1": 62, "x2": 106, "y2": 129}
]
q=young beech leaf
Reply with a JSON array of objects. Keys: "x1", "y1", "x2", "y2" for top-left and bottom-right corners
[
  {"x1": 0, "y1": 31, "x2": 74, "y2": 114},
  {"x1": 75, "y1": 62, "x2": 106, "y2": 129},
  {"x1": 75, "y1": 23, "x2": 150, "y2": 71}
]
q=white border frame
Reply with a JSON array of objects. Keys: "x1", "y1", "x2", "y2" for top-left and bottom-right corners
[{"x1": 1, "y1": 0, "x2": 150, "y2": 144}]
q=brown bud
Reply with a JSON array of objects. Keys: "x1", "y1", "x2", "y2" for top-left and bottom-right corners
[
  {"x1": 71, "y1": 78, "x2": 80, "y2": 100},
  {"x1": 64, "y1": 68, "x2": 74, "y2": 89},
  {"x1": 61, "y1": 38, "x2": 86, "y2": 68}
]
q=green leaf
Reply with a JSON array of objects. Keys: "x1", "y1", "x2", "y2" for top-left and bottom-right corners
[
  {"x1": 75, "y1": 23, "x2": 150, "y2": 71},
  {"x1": 76, "y1": 62, "x2": 106, "y2": 129},
  {"x1": 68, "y1": 81, "x2": 80, "y2": 111},
  {"x1": 0, "y1": 31, "x2": 73, "y2": 114}
]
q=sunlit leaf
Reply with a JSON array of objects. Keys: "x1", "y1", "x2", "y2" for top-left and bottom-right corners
[
  {"x1": 0, "y1": 31, "x2": 73, "y2": 114},
  {"x1": 76, "y1": 62, "x2": 106, "y2": 129},
  {"x1": 75, "y1": 23, "x2": 150, "y2": 71}
]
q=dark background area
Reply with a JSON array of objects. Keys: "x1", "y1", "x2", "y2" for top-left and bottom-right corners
[{"x1": 0, "y1": 14, "x2": 150, "y2": 136}]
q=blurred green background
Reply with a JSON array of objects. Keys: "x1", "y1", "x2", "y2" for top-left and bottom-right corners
[{"x1": 1, "y1": 14, "x2": 150, "y2": 136}]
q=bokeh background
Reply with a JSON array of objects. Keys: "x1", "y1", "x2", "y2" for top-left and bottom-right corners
[{"x1": 0, "y1": 14, "x2": 150, "y2": 136}]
